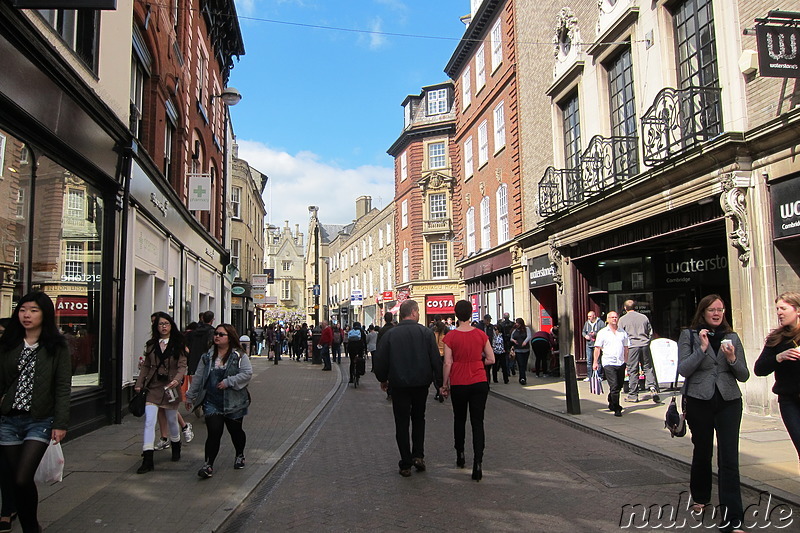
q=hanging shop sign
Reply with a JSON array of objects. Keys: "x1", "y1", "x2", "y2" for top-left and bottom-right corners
[
  {"x1": 528, "y1": 254, "x2": 556, "y2": 288},
  {"x1": 425, "y1": 295, "x2": 455, "y2": 315},
  {"x1": 772, "y1": 176, "x2": 800, "y2": 239},
  {"x1": 187, "y1": 173, "x2": 212, "y2": 211},
  {"x1": 756, "y1": 24, "x2": 800, "y2": 78}
]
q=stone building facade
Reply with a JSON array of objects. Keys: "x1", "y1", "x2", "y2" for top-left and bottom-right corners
[{"x1": 264, "y1": 221, "x2": 306, "y2": 319}]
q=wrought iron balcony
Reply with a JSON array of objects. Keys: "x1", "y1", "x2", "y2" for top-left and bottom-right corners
[
  {"x1": 422, "y1": 217, "x2": 452, "y2": 235},
  {"x1": 538, "y1": 135, "x2": 638, "y2": 217},
  {"x1": 641, "y1": 86, "x2": 723, "y2": 167},
  {"x1": 580, "y1": 134, "x2": 639, "y2": 198}
]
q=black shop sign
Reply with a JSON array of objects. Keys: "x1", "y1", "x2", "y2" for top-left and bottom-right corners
[
  {"x1": 757, "y1": 25, "x2": 800, "y2": 78},
  {"x1": 528, "y1": 254, "x2": 556, "y2": 288},
  {"x1": 772, "y1": 176, "x2": 800, "y2": 239}
]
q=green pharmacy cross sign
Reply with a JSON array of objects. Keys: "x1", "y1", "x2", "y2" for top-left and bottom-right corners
[{"x1": 188, "y1": 173, "x2": 212, "y2": 211}]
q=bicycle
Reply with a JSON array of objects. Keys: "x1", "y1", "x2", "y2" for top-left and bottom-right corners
[{"x1": 350, "y1": 353, "x2": 364, "y2": 388}]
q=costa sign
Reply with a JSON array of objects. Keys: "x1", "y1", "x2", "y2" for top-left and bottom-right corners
[
  {"x1": 425, "y1": 295, "x2": 455, "y2": 315},
  {"x1": 56, "y1": 296, "x2": 89, "y2": 317}
]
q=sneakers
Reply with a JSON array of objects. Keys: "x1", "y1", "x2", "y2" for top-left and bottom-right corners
[
  {"x1": 583, "y1": 377, "x2": 590, "y2": 382},
  {"x1": 234, "y1": 454, "x2": 245, "y2": 470},
  {"x1": 154, "y1": 437, "x2": 170, "y2": 450},
  {"x1": 198, "y1": 463, "x2": 213, "y2": 479},
  {"x1": 625, "y1": 394, "x2": 639, "y2": 403},
  {"x1": 182, "y1": 423, "x2": 194, "y2": 443},
  {"x1": 650, "y1": 387, "x2": 661, "y2": 403}
]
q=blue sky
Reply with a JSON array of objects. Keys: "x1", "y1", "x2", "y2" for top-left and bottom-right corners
[{"x1": 228, "y1": 0, "x2": 467, "y2": 229}]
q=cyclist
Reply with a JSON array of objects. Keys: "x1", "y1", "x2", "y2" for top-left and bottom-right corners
[{"x1": 348, "y1": 322, "x2": 366, "y2": 385}]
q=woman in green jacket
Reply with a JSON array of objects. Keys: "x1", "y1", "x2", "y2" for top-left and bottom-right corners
[{"x1": 0, "y1": 292, "x2": 71, "y2": 533}]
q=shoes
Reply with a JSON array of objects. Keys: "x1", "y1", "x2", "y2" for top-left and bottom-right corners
[
  {"x1": 614, "y1": 409, "x2": 623, "y2": 417},
  {"x1": 171, "y1": 441, "x2": 181, "y2": 462},
  {"x1": 472, "y1": 461, "x2": 482, "y2": 481},
  {"x1": 608, "y1": 403, "x2": 614, "y2": 411},
  {"x1": 0, "y1": 513, "x2": 18, "y2": 533},
  {"x1": 322, "y1": 368, "x2": 332, "y2": 371},
  {"x1": 583, "y1": 377, "x2": 590, "y2": 382},
  {"x1": 504, "y1": 379, "x2": 509, "y2": 384},
  {"x1": 456, "y1": 451, "x2": 466, "y2": 468},
  {"x1": 511, "y1": 369, "x2": 516, "y2": 376},
  {"x1": 348, "y1": 379, "x2": 353, "y2": 383},
  {"x1": 493, "y1": 378, "x2": 498, "y2": 383},
  {"x1": 399, "y1": 468, "x2": 412, "y2": 477},
  {"x1": 519, "y1": 379, "x2": 527, "y2": 385},
  {"x1": 412, "y1": 457, "x2": 426, "y2": 472},
  {"x1": 625, "y1": 395, "x2": 638, "y2": 403},
  {"x1": 154, "y1": 437, "x2": 170, "y2": 450},
  {"x1": 437, "y1": 394, "x2": 445, "y2": 403},
  {"x1": 198, "y1": 463, "x2": 214, "y2": 479},
  {"x1": 650, "y1": 387, "x2": 661, "y2": 403},
  {"x1": 234, "y1": 454, "x2": 245, "y2": 469},
  {"x1": 182, "y1": 423, "x2": 194, "y2": 443},
  {"x1": 137, "y1": 450, "x2": 154, "y2": 474}
]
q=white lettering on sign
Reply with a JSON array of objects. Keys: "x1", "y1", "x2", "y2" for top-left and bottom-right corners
[
  {"x1": 780, "y1": 201, "x2": 800, "y2": 220},
  {"x1": 426, "y1": 298, "x2": 454, "y2": 309},
  {"x1": 529, "y1": 266, "x2": 555, "y2": 279},
  {"x1": 57, "y1": 301, "x2": 88, "y2": 312},
  {"x1": 665, "y1": 255, "x2": 727, "y2": 274}
]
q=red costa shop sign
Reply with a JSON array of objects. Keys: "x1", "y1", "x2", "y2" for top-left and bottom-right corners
[
  {"x1": 56, "y1": 296, "x2": 89, "y2": 317},
  {"x1": 425, "y1": 295, "x2": 455, "y2": 315}
]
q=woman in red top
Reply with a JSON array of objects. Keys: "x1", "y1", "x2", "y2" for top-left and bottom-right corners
[{"x1": 440, "y1": 300, "x2": 495, "y2": 481}]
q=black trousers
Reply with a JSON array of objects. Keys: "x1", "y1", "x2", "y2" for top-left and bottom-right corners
[
  {"x1": 450, "y1": 381, "x2": 489, "y2": 463},
  {"x1": 532, "y1": 340, "x2": 550, "y2": 376},
  {"x1": 603, "y1": 364, "x2": 625, "y2": 413},
  {"x1": 391, "y1": 386, "x2": 429, "y2": 469},
  {"x1": 686, "y1": 390, "x2": 743, "y2": 531},
  {"x1": 491, "y1": 352, "x2": 508, "y2": 383},
  {"x1": 204, "y1": 414, "x2": 246, "y2": 467}
]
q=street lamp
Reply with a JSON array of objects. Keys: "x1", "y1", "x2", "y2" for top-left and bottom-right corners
[{"x1": 213, "y1": 87, "x2": 242, "y2": 106}]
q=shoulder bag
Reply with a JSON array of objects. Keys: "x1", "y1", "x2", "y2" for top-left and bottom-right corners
[
  {"x1": 665, "y1": 330, "x2": 692, "y2": 438},
  {"x1": 129, "y1": 354, "x2": 162, "y2": 417}
]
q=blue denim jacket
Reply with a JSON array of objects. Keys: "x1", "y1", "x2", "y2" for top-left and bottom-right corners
[{"x1": 186, "y1": 349, "x2": 252, "y2": 415}]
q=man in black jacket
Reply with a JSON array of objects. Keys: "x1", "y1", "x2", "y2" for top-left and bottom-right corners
[
  {"x1": 186, "y1": 311, "x2": 214, "y2": 376},
  {"x1": 374, "y1": 300, "x2": 442, "y2": 477}
]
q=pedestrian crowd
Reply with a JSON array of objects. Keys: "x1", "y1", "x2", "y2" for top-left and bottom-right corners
[{"x1": 0, "y1": 290, "x2": 798, "y2": 533}]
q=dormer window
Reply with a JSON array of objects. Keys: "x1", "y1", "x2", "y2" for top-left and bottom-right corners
[
  {"x1": 427, "y1": 89, "x2": 448, "y2": 115},
  {"x1": 404, "y1": 103, "x2": 411, "y2": 128}
]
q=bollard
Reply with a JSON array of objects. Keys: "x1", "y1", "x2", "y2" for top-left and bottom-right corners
[{"x1": 563, "y1": 354, "x2": 581, "y2": 415}]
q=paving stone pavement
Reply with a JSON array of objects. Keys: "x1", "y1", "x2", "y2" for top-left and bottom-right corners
[
  {"x1": 218, "y1": 367, "x2": 799, "y2": 532},
  {"x1": 35, "y1": 358, "x2": 339, "y2": 532}
]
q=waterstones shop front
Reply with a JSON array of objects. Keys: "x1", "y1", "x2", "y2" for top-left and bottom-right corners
[{"x1": 568, "y1": 203, "x2": 731, "y2": 376}]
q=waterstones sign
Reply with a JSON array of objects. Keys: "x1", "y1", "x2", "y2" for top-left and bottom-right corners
[
  {"x1": 772, "y1": 176, "x2": 800, "y2": 239},
  {"x1": 528, "y1": 254, "x2": 556, "y2": 288},
  {"x1": 655, "y1": 250, "x2": 729, "y2": 287},
  {"x1": 757, "y1": 24, "x2": 800, "y2": 78}
]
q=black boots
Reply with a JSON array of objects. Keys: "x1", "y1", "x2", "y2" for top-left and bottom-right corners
[
  {"x1": 137, "y1": 450, "x2": 154, "y2": 474},
  {"x1": 472, "y1": 461, "x2": 482, "y2": 482},
  {"x1": 171, "y1": 441, "x2": 181, "y2": 462},
  {"x1": 456, "y1": 451, "x2": 466, "y2": 468}
]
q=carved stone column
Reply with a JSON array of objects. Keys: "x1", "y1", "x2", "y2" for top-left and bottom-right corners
[{"x1": 720, "y1": 172, "x2": 751, "y2": 267}]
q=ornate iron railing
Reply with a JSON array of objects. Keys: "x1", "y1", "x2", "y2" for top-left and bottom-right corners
[
  {"x1": 641, "y1": 86, "x2": 722, "y2": 167},
  {"x1": 580, "y1": 135, "x2": 639, "y2": 200},
  {"x1": 538, "y1": 167, "x2": 580, "y2": 217}
]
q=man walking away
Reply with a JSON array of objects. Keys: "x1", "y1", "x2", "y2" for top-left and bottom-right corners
[
  {"x1": 618, "y1": 300, "x2": 660, "y2": 403},
  {"x1": 374, "y1": 300, "x2": 442, "y2": 477}
]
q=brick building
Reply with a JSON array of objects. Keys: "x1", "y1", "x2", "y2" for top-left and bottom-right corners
[
  {"x1": 387, "y1": 83, "x2": 461, "y2": 324},
  {"x1": 445, "y1": 0, "x2": 524, "y2": 324}
]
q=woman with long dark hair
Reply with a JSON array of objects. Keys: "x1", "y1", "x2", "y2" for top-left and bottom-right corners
[
  {"x1": 755, "y1": 292, "x2": 800, "y2": 465},
  {"x1": 510, "y1": 318, "x2": 532, "y2": 385},
  {"x1": 186, "y1": 323, "x2": 252, "y2": 479},
  {"x1": 678, "y1": 294, "x2": 749, "y2": 533},
  {"x1": 134, "y1": 311, "x2": 187, "y2": 474},
  {"x1": 0, "y1": 292, "x2": 70, "y2": 533},
  {"x1": 440, "y1": 301, "x2": 495, "y2": 481}
]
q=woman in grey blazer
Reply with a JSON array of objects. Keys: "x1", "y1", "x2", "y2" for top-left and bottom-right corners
[{"x1": 678, "y1": 294, "x2": 749, "y2": 533}]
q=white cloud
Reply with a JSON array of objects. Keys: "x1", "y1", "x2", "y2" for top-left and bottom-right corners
[
  {"x1": 364, "y1": 17, "x2": 387, "y2": 50},
  {"x1": 236, "y1": 139, "x2": 395, "y2": 233}
]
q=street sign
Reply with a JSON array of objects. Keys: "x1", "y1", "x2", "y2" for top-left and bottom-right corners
[
  {"x1": 264, "y1": 269, "x2": 275, "y2": 284},
  {"x1": 351, "y1": 289, "x2": 363, "y2": 307},
  {"x1": 252, "y1": 274, "x2": 268, "y2": 287},
  {"x1": 231, "y1": 286, "x2": 245, "y2": 295},
  {"x1": 312, "y1": 284, "x2": 321, "y2": 296}
]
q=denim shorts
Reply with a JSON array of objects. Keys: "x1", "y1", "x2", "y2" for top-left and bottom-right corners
[{"x1": 0, "y1": 414, "x2": 54, "y2": 445}]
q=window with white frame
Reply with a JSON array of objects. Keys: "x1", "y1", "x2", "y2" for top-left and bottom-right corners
[
  {"x1": 464, "y1": 136, "x2": 474, "y2": 179},
  {"x1": 481, "y1": 196, "x2": 491, "y2": 249},
  {"x1": 282, "y1": 260, "x2": 292, "y2": 271},
  {"x1": 402, "y1": 248, "x2": 409, "y2": 282},
  {"x1": 491, "y1": 19, "x2": 503, "y2": 72},
  {"x1": 281, "y1": 279, "x2": 291, "y2": 300},
  {"x1": 231, "y1": 239, "x2": 240, "y2": 268},
  {"x1": 231, "y1": 186, "x2": 242, "y2": 218},
  {"x1": 428, "y1": 142, "x2": 446, "y2": 169},
  {"x1": 387, "y1": 259, "x2": 393, "y2": 286},
  {"x1": 401, "y1": 200, "x2": 408, "y2": 228},
  {"x1": 427, "y1": 88, "x2": 448, "y2": 115},
  {"x1": 404, "y1": 103, "x2": 411, "y2": 128},
  {"x1": 386, "y1": 223, "x2": 392, "y2": 244},
  {"x1": 431, "y1": 243, "x2": 448, "y2": 279},
  {"x1": 496, "y1": 184, "x2": 509, "y2": 243},
  {"x1": 494, "y1": 101, "x2": 506, "y2": 151},
  {"x1": 369, "y1": 269, "x2": 374, "y2": 295},
  {"x1": 478, "y1": 120, "x2": 489, "y2": 167},
  {"x1": 362, "y1": 239, "x2": 367, "y2": 259},
  {"x1": 379, "y1": 228, "x2": 384, "y2": 248},
  {"x1": 429, "y1": 193, "x2": 447, "y2": 220},
  {"x1": 130, "y1": 56, "x2": 145, "y2": 138},
  {"x1": 369, "y1": 235, "x2": 373, "y2": 255},
  {"x1": 64, "y1": 241, "x2": 84, "y2": 279},
  {"x1": 476, "y1": 43, "x2": 486, "y2": 92},
  {"x1": 462, "y1": 66, "x2": 471, "y2": 109},
  {"x1": 66, "y1": 189, "x2": 84, "y2": 223},
  {"x1": 15, "y1": 188, "x2": 24, "y2": 219},
  {"x1": 164, "y1": 119, "x2": 175, "y2": 179},
  {"x1": 466, "y1": 207, "x2": 476, "y2": 254},
  {"x1": 380, "y1": 263, "x2": 385, "y2": 290},
  {"x1": 400, "y1": 152, "x2": 408, "y2": 181}
]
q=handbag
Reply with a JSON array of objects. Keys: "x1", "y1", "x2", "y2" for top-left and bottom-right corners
[
  {"x1": 34, "y1": 441, "x2": 64, "y2": 484},
  {"x1": 129, "y1": 355, "x2": 162, "y2": 417},
  {"x1": 589, "y1": 369, "x2": 604, "y2": 395},
  {"x1": 665, "y1": 330, "x2": 692, "y2": 438}
]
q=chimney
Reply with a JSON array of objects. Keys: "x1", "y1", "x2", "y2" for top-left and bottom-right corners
[{"x1": 355, "y1": 196, "x2": 372, "y2": 219}]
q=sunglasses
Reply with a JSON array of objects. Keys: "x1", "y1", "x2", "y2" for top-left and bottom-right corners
[{"x1": 214, "y1": 332, "x2": 228, "y2": 337}]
